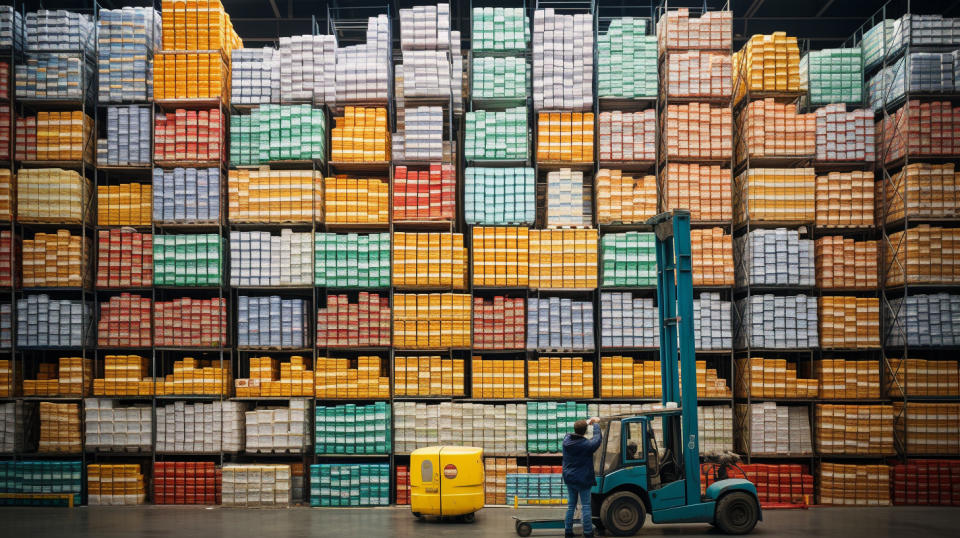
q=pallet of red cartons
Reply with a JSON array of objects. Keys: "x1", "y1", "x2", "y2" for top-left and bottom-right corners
[
  {"x1": 700, "y1": 463, "x2": 813, "y2": 508},
  {"x1": 153, "y1": 108, "x2": 223, "y2": 165},
  {"x1": 396, "y1": 465, "x2": 410, "y2": 505},
  {"x1": 472, "y1": 296, "x2": 525, "y2": 350},
  {"x1": 880, "y1": 101, "x2": 960, "y2": 164},
  {"x1": 153, "y1": 462, "x2": 221, "y2": 505},
  {"x1": 98, "y1": 293, "x2": 151, "y2": 348},
  {"x1": 0, "y1": 231, "x2": 18, "y2": 287},
  {"x1": 393, "y1": 164, "x2": 456, "y2": 222},
  {"x1": 154, "y1": 297, "x2": 227, "y2": 348},
  {"x1": 96, "y1": 229, "x2": 153, "y2": 289},
  {"x1": 892, "y1": 460, "x2": 960, "y2": 506},
  {"x1": 15, "y1": 116, "x2": 36, "y2": 161},
  {"x1": 315, "y1": 293, "x2": 391, "y2": 347},
  {"x1": 528, "y1": 465, "x2": 561, "y2": 473}
]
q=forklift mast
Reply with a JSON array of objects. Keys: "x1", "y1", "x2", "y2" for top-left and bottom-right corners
[{"x1": 649, "y1": 209, "x2": 701, "y2": 506}]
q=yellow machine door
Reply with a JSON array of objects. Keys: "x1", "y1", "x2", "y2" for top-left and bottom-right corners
[
  {"x1": 439, "y1": 447, "x2": 485, "y2": 516},
  {"x1": 412, "y1": 451, "x2": 441, "y2": 514}
]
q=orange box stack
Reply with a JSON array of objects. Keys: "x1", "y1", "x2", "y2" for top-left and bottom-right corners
[
  {"x1": 734, "y1": 168, "x2": 816, "y2": 224},
  {"x1": 38, "y1": 401, "x2": 82, "y2": 453},
  {"x1": 528, "y1": 229, "x2": 598, "y2": 289},
  {"x1": 601, "y1": 357, "x2": 731, "y2": 398},
  {"x1": 815, "y1": 237, "x2": 878, "y2": 290},
  {"x1": 324, "y1": 177, "x2": 389, "y2": 224},
  {"x1": 235, "y1": 356, "x2": 314, "y2": 397},
  {"x1": 394, "y1": 356, "x2": 465, "y2": 397},
  {"x1": 815, "y1": 171, "x2": 874, "y2": 228},
  {"x1": 735, "y1": 357, "x2": 820, "y2": 398},
  {"x1": 153, "y1": 108, "x2": 224, "y2": 164},
  {"x1": 656, "y1": 9, "x2": 732, "y2": 51},
  {"x1": 156, "y1": 358, "x2": 232, "y2": 396},
  {"x1": 894, "y1": 403, "x2": 960, "y2": 455},
  {"x1": 22, "y1": 230, "x2": 90, "y2": 287},
  {"x1": 228, "y1": 169, "x2": 321, "y2": 223},
  {"x1": 22, "y1": 358, "x2": 92, "y2": 397},
  {"x1": 485, "y1": 457, "x2": 527, "y2": 505},
  {"x1": 0, "y1": 169, "x2": 12, "y2": 221},
  {"x1": 471, "y1": 357, "x2": 525, "y2": 398},
  {"x1": 0, "y1": 230, "x2": 18, "y2": 287},
  {"x1": 471, "y1": 227, "x2": 530, "y2": 287},
  {"x1": 818, "y1": 463, "x2": 890, "y2": 505},
  {"x1": 664, "y1": 103, "x2": 732, "y2": 160},
  {"x1": 819, "y1": 297, "x2": 880, "y2": 349},
  {"x1": 885, "y1": 226, "x2": 960, "y2": 286},
  {"x1": 691, "y1": 228, "x2": 733, "y2": 286},
  {"x1": 733, "y1": 32, "x2": 804, "y2": 98},
  {"x1": 392, "y1": 232, "x2": 467, "y2": 289},
  {"x1": 880, "y1": 101, "x2": 960, "y2": 164},
  {"x1": 160, "y1": 0, "x2": 242, "y2": 54},
  {"x1": 96, "y1": 229, "x2": 154, "y2": 289},
  {"x1": 154, "y1": 297, "x2": 227, "y2": 347},
  {"x1": 98, "y1": 293, "x2": 152, "y2": 348},
  {"x1": 314, "y1": 356, "x2": 390, "y2": 399},
  {"x1": 154, "y1": 52, "x2": 230, "y2": 101},
  {"x1": 536, "y1": 112, "x2": 594, "y2": 162},
  {"x1": 815, "y1": 359, "x2": 881, "y2": 399},
  {"x1": 815, "y1": 404, "x2": 895, "y2": 456},
  {"x1": 0, "y1": 359, "x2": 15, "y2": 397},
  {"x1": 665, "y1": 50, "x2": 732, "y2": 98},
  {"x1": 34, "y1": 111, "x2": 94, "y2": 162},
  {"x1": 93, "y1": 355, "x2": 153, "y2": 397},
  {"x1": 330, "y1": 107, "x2": 389, "y2": 163},
  {"x1": 527, "y1": 356, "x2": 593, "y2": 398},
  {"x1": 738, "y1": 99, "x2": 815, "y2": 162},
  {"x1": 882, "y1": 163, "x2": 960, "y2": 224},
  {"x1": 392, "y1": 293, "x2": 471, "y2": 349},
  {"x1": 97, "y1": 183, "x2": 152, "y2": 226},
  {"x1": 661, "y1": 164, "x2": 732, "y2": 222},
  {"x1": 595, "y1": 170, "x2": 657, "y2": 224},
  {"x1": 885, "y1": 359, "x2": 960, "y2": 398}
]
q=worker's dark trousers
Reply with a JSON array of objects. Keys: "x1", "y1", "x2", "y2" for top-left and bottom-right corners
[{"x1": 565, "y1": 484, "x2": 593, "y2": 535}]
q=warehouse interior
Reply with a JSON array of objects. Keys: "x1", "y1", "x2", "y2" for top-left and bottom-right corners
[{"x1": 1, "y1": 0, "x2": 960, "y2": 536}]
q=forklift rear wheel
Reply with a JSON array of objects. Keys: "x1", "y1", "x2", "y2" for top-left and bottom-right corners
[
  {"x1": 462, "y1": 512, "x2": 476, "y2": 523},
  {"x1": 715, "y1": 492, "x2": 759, "y2": 535},
  {"x1": 516, "y1": 522, "x2": 532, "y2": 537},
  {"x1": 600, "y1": 491, "x2": 646, "y2": 536}
]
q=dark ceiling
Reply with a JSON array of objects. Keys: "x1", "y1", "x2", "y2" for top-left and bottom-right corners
[{"x1": 16, "y1": 0, "x2": 960, "y2": 49}]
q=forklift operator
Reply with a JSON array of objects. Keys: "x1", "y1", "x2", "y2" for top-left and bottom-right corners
[{"x1": 562, "y1": 417, "x2": 603, "y2": 538}]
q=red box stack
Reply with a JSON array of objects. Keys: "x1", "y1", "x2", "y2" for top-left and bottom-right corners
[
  {"x1": 98, "y1": 293, "x2": 152, "y2": 348},
  {"x1": 154, "y1": 297, "x2": 227, "y2": 347},
  {"x1": 0, "y1": 62, "x2": 8, "y2": 157},
  {"x1": 154, "y1": 108, "x2": 223, "y2": 164},
  {"x1": 395, "y1": 465, "x2": 410, "y2": 505},
  {"x1": 880, "y1": 100, "x2": 960, "y2": 165},
  {"x1": 15, "y1": 116, "x2": 36, "y2": 161},
  {"x1": 0, "y1": 231, "x2": 17, "y2": 287},
  {"x1": 96, "y1": 229, "x2": 153, "y2": 288},
  {"x1": 892, "y1": 459, "x2": 960, "y2": 506},
  {"x1": 153, "y1": 462, "x2": 221, "y2": 505},
  {"x1": 316, "y1": 293, "x2": 391, "y2": 347},
  {"x1": 701, "y1": 463, "x2": 814, "y2": 506},
  {"x1": 472, "y1": 296, "x2": 525, "y2": 350},
  {"x1": 393, "y1": 164, "x2": 456, "y2": 221},
  {"x1": 528, "y1": 465, "x2": 562, "y2": 473}
]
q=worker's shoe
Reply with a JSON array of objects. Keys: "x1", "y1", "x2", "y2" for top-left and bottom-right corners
[{"x1": 564, "y1": 532, "x2": 575, "y2": 538}]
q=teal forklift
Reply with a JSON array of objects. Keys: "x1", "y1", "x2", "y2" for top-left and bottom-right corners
[{"x1": 514, "y1": 210, "x2": 761, "y2": 536}]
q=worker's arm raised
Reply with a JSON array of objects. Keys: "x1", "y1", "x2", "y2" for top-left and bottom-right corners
[{"x1": 587, "y1": 422, "x2": 603, "y2": 451}]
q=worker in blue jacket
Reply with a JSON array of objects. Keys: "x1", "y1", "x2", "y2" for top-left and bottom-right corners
[{"x1": 562, "y1": 416, "x2": 602, "y2": 538}]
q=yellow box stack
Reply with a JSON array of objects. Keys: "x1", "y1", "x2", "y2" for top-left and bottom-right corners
[
  {"x1": 815, "y1": 171, "x2": 874, "y2": 228},
  {"x1": 814, "y1": 359, "x2": 881, "y2": 399},
  {"x1": 161, "y1": 0, "x2": 242, "y2": 54},
  {"x1": 883, "y1": 163, "x2": 960, "y2": 224},
  {"x1": 815, "y1": 404, "x2": 895, "y2": 456},
  {"x1": 734, "y1": 168, "x2": 815, "y2": 224},
  {"x1": 735, "y1": 357, "x2": 820, "y2": 398},
  {"x1": 154, "y1": 52, "x2": 230, "y2": 101},
  {"x1": 818, "y1": 297, "x2": 880, "y2": 349},
  {"x1": 235, "y1": 356, "x2": 314, "y2": 397},
  {"x1": 884, "y1": 225, "x2": 960, "y2": 286},
  {"x1": 0, "y1": 359, "x2": 14, "y2": 397},
  {"x1": 529, "y1": 229, "x2": 598, "y2": 289},
  {"x1": 894, "y1": 402, "x2": 960, "y2": 455},
  {"x1": 22, "y1": 358, "x2": 92, "y2": 397},
  {"x1": 600, "y1": 357, "x2": 731, "y2": 398},
  {"x1": 331, "y1": 107, "x2": 389, "y2": 162},
  {"x1": 87, "y1": 464, "x2": 146, "y2": 506},
  {"x1": 324, "y1": 177, "x2": 389, "y2": 224},
  {"x1": 93, "y1": 355, "x2": 153, "y2": 396},
  {"x1": 314, "y1": 356, "x2": 390, "y2": 399},
  {"x1": 471, "y1": 227, "x2": 529, "y2": 287},
  {"x1": 394, "y1": 356, "x2": 465, "y2": 397},
  {"x1": 392, "y1": 293, "x2": 471, "y2": 349},
  {"x1": 691, "y1": 228, "x2": 733, "y2": 286},
  {"x1": 661, "y1": 164, "x2": 732, "y2": 222},
  {"x1": 22, "y1": 230, "x2": 90, "y2": 287},
  {"x1": 35, "y1": 111, "x2": 94, "y2": 162},
  {"x1": 392, "y1": 233, "x2": 467, "y2": 289},
  {"x1": 885, "y1": 359, "x2": 960, "y2": 398},
  {"x1": 595, "y1": 170, "x2": 657, "y2": 224},
  {"x1": 815, "y1": 237, "x2": 878, "y2": 290},
  {"x1": 228, "y1": 169, "x2": 321, "y2": 223},
  {"x1": 156, "y1": 358, "x2": 232, "y2": 396},
  {"x1": 733, "y1": 32, "x2": 804, "y2": 99},
  {"x1": 0, "y1": 169, "x2": 12, "y2": 221},
  {"x1": 38, "y1": 401, "x2": 82, "y2": 453},
  {"x1": 527, "y1": 357, "x2": 593, "y2": 398},
  {"x1": 471, "y1": 357, "x2": 525, "y2": 398},
  {"x1": 536, "y1": 112, "x2": 594, "y2": 162},
  {"x1": 17, "y1": 169, "x2": 93, "y2": 224},
  {"x1": 818, "y1": 463, "x2": 890, "y2": 506},
  {"x1": 98, "y1": 183, "x2": 152, "y2": 226}
]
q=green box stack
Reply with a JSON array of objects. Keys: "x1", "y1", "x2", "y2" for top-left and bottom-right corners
[
  {"x1": 472, "y1": 56, "x2": 528, "y2": 102},
  {"x1": 315, "y1": 403, "x2": 391, "y2": 455},
  {"x1": 229, "y1": 104, "x2": 327, "y2": 166},
  {"x1": 598, "y1": 18, "x2": 658, "y2": 99},
  {"x1": 471, "y1": 7, "x2": 529, "y2": 52},
  {"x1": 801, "y1": 48, "x2": 863, "y2": 105},
  {"x1": 861, "y1": 19, "x2": 896, "y2": 69},
  {"x1": 465, "y1": 107, "x2": 528, "y2": 161},
  {"x1": 0, "y1": 461, "x2": 82, "y2": 506},
  {"x1": 314, "y1": 232, "x2": 391, "y2": 288},
  {"x1": 309, "y1": 464, "x2": 390, "y2": 506},
  {"x1": 526, "y1": 401, "x2": 589, "y2": 454},
  {"x1": 464, "y1": 167, "x2": 536, "y2": 225},
  {"x1": 601, "y1": 232, "x2": 656, "y2": 287},
  {"x1": 153, "y1": 234, "x2": 223, "y2": 286}
]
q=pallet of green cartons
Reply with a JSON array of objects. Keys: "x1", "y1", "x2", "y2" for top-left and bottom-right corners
[
  {"x1": 153, "y1": 234, "x2": 223, "y2": 286},
  {"x1": 0, "y1": 461, "x2": 82, "y2": 507},
  {"x1": 314, "y1": 233, "x2": 391, "y2": 288},
  {"x1": 309, "y1": 464, "x2": 390, "y2": 507},
  {"x1": 526, "y1": 401, "x2": 597, "y2": 454},
  {"x1": 314, "y1": 403, "x2": 391, "y2": 455},
  {"x1": 229, "y1": 104, "x2": 327, "y2": 166},
  {"x1": 601, "y1": 231, "x2": 656, "y2": 287}
]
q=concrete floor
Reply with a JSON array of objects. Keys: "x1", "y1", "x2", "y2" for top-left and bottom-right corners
[{"x1": 1, "y1": 505, "x2": 960, "y2": 538}]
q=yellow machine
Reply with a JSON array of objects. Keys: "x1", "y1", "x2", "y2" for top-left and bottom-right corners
[{"x1": 410, "y1": 446, "x2": 485, "y2": 522}]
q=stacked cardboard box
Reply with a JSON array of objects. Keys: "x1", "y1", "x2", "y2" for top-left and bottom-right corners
[
  {"x1": 16, "y1": 168, "x2": 92, "y2": 224},
  {"x1": 815, "y1": 359, "x2": 881, "y2": 399},
  {"x1": 735, "y1": 229, "x2": 814, "y2": 287},
  {"x1": 16, "y1": 295, "x2": 92, "y2": 348},
  {"x1": 394, "y1": 164, "x2": 456, "y2": 221},
  {"x1": 814, "y1": 106, "x2": 874, "y2": 162},
  {"x1": 237, "y1": 296, "x2": 308, "y2": 349},
  {"x1": 392, "y1": 293, "x2": 471, "y2": 349},
  {"x1": 692, "y1": 228, "x2": 733, "y2": 286},
  {"x1": 597, "y1": 18, "x2": 656, "y2": 98},
  {"x1": 666, "y1": 50, "x2": 732, "y2": 98},
  {"x1": 22, "y1": 357, "x2": 91, "y2": 397},
  {"x1": 315, "y1": 293, "x2": 391, "y2": 347},
  {"x1": 230, "y1": 231, "x2": 312, "y2": 287},
  {"x1": 894, "y1": 403, "x2": 960, "y2": 455},
  {"x1": 330, "y1": 107, "x2": 389, "y2": 162},
  {"x1": 472, "y1": 7, "x2": 528, "y2": 52},
  {"x1": 819, "y1": 297, "x2": 880, "y2": 349},
  {"x1": 222, "y1": 464, "x2": 292, "y2": 507},
  {"x1": 734, "y1": 168, "x2": 816, "y2": 224},
  {"x1": 802, "y1": 47, "x2": 863, "y2": 104},
  {"x1": 703, "y1": 463, "x2": 814, "y2": 505},
  {"x1": 819, "y1": 463, "x2": 890, "y2": 505},
  {"x1": 600, "y1": 292, "x2": 658, "y2": 348},
  {"x1": 472, "y1": 357, "x2": 525, "y2": 399},
  {"x1": 473, "y1": 296, "x2": 526, "y2": 350},
  {"x1": 230, "y1": 48, "x2": 276, "y2": 105},
  {"x1": 526, "y1": 297, "x2": 594, "y2": 351},
  {"x1": 882, "y1": 163, "x2": 960, "y2": 224},
  {"x1": 0, "y1": 6, "x2": 24, "y2": 50},
  {"x1": 507, "y1": 472, "x2": 564, "y2": 503},
  {"x1": 244, "y1": 400, "x2": 311, "y2": 453},
  {"x1": 733, "y1": 32, "x2": 803, "y2": 98},
  {"x1": 153, "y1": 168, "x2": 221, "y2": 223},
  {"x1": 97, "y1": 106, "x2": 151, "y2": 165},
  {"x1": 277, "y1": 35, "x2": 337, "y2": 103},
  {"x1": 22, "y1": 230, "x2": 90, "y2": 287},
  {"x1": 601, "y1": 232, "x2": 655, "y2": 287},
  {"x1": 0, "y1": 461, "x2": 82, "y2": 507},
  {"x1": 393, "y1": 232, "x2": 467, "y2": 289},
  {"x1": 738, "y1": 100, "x2": 815, "y2": 162},
  {"x1": 737, "y1": 403, "x2": 813, "y2": 455},
  {"x1": 527, "y1": 401, "x2": 591, "y2": 453},
  {"x1": 309, "y1": 464, "x2": 390, "y2": 507},
  {"x1": 324, "y1": 177, "x2": 389, "y2": 224},
  {"x1": 880, "y1": 101, "x2": 960, "y2": 164},
  {"x1": 0, "y1": 170, "x2": 12, "y2": 221},
  {"x1": 229, "y1": 105, "x2": 327, "y2": 164},
  {"x1": 15, "y1": 53, "x2": 95, "y2": 100},
  {"x1": 0, "y1": 360, "x2": 13, "y2": 397},
  {"x1": 699, "y1": 406, "x2": 735, "y2": 452},
  {"x1": 0, "y1": 304, "x2": 9, "y2": 350},
  {"x1": 156, "y1": 400, "x2": 246, "y2": 453},
  {"x1": 235, "y1": 356, "x2": 314, "y2": 398},
  {"x1": 394, "y1": 356, "x2": 464, "y2": 396},
  {"x1": 97, "y1": 8, "x2": 160, "y2": 103},
  {"x1": 885, "y1": 294, "x2": 960, "y2": 347},
  {"x1": 153, "y1": 297, "x2": 227, "y2": 348},
  {"x1": 315, "y1": 402, "x2": 391, "y2": 454},
  {"x1": 394, "y1": 402, "x2": 526, "y2": 455},
  {"x1": 815, "y1": 404, "x2": 895, "y2": 455},
  {"x1": 472, "y1": 56, "x2": 527, "y2": 101},
  {"x1": 334, "y1": 15, "x2": 390, "y2": 103},
  {"x1": 464, "y1": 108, "x2": 528, "y2": 161},
  {"x1": 398, "y1": 4, "x2": 461, "y2": 102},
  {"x1": 600, "y1": 357, "x2": 731, "y2": 399},
  {"x1": 152, "y1": 461, "x2": 221, "y2": 505},
  {"x1": 545, "y1": 169, "x2": 590, "y2": 226},
  {"x1": 396, "y1": 465, "x2": 411, "y2": 505},
  {"x1": 153, "y1": 234, "x2": 222, "y2": 286},
  {"x1": 892, "y1": 460, "x2": 960, "y2": 506},
  {"x1": 153, "y1": 108, "x2": 224, "y2": 164},
  {"x1": 29, "y1": 111, "x2": 94, "y2": 162},
  {"x1": 537, "y1": 113, "x2": 594, "y2": 163},
  {"x1": 663, "y1": 103, "x2": 732, "y2": 160},
  {"x1": 869, "y1": 51, "x2": 960, "y2": 109},
  {"x1": 598, "y1": 111, "x2": 655, "y2": 162},
  {"x1": 157, "y1": 358, "x2": 232, "y2": 396},
  {"x1": 596, "y1": 170, "x2": 657, "y2": 224},
  {"x1": 885, "y1": 226, "x2": 960, "y2": 286},
  {"x1": 656, "y1": 9, "x2": 732, "y2": 51},
  {"x1": 815, "y1": 171, "x2": 874, "y2": 228},
  {"x1": 661, "y1": 164, "x2": 732, "y2": 221},
  {"x1": 532, "y1": 9, "x2": 593, "y2": 110},
  {"x1": 38, "y1": 401, "x2": 82, "y2": 453},
  {"x1": 472, "y1": 227, "x2": 529, "y2": 287},
  {"x1": 485, "y1": 458, "x2": 527, "y2": 505},
  {"x1": 98, "y1": 183, "x2": 152, "y2": 226},
  {"x1": 527, "y1": 356, "x2": 593, "y2": 398},
  {"x1": 0, "y1": 231, "x2": 13, "y2": 288},
  {"x1": 83, "y1": 399, "x2": 151, "y2": 452},
  {"x1": 465, "y1": 167, "x2": 536, "y2": 225},
  {"x1": 885, "y1": 359, "x2": 960, "y2": 398},
  {"x1": 228, "y1": 169, "x2": 318, "y2": 223},
  {"x1": 92, "y1": 355, "x2": 152, "y2": 397},
  {"x1": 735, "y1": 358, "x2": 820, "y2": 398},
  {"x1": 159, "y1": 0, "x2": 242, "y2": 54},
  {"x1": 314, "y1": 233, "x2": 390, "y2": 288},
  {"x1": 97, "y1": 293, "x2": 151, "y2": 348},
  {"x1": 0, "y1": 402, "x2": 33, "y2": 452},
  {"x1": 314, "y1": 356, "x2": 390, "y2": 399},
  {"x1": 15, "y1": 116, "x2": 35, "y2": 160}
]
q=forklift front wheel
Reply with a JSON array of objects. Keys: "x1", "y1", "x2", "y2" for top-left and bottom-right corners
[
  {"x1": 516, "y1": 522, "x2": 532, "y2": 537},
  {"x1": 714, "y1": 492, "x2": 759, "y2": 535},
  {"x1": 600, "y1": 491, "x2": 646, "y2": 536}
]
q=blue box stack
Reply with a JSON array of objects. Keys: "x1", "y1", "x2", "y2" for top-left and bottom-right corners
[
  {"x1": 152, "y1": 168, "x2": 221, "y2": 223},
  {"x1": 237, "y1": 296, "x2": 309, "y2": 349},
  {"x1": 0, "y1": 461, "x2": 82, "y2": 506},
  {"x1": 309, "y1": 464, "x2": 390, "y2": 507}
]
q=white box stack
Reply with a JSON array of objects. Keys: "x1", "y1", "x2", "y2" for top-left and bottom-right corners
[
  {"x1": 546, "y1": 169, "x2": 589, "y2": 226},
  {"x1": 532, "y1": 8, "x2": 593, "y2": 110},
  {"x1": 745, "y1": 403, "x2": 813, "y2": 455},
  {"x1": 1, "y1": 303, "x2": 12, "y2": 349},
  {"x1": 815, "y1": 105, "x2": 875, "y2": 162},
  {"x1": 699, "y1": 406, "x2": 734, "y2": 453},
  {"x1": 886, "y1": 293, "x2": 960, "y2": 347},
  {"x1": 83, "y1": 399, "x2": 151, "y2": 452},
  {"x1": 97, "y1": 106, "x2": 151, "y2": 166},
  {"x1": 278, "y1": 34, "x2": 337, "y2": 104},
  {"x1": 600, "y1": 292, "x2": 659, "y2": 348},
  {"x1": 694, "y1": 292, "x2": 732, "y2": 350},
  {"x1": 244, "y1": 399, "x2": 311, "y2": 454},
  {"x1": 222, "y1": 464, "x2": 292, "y2": 507},
  {"x1": 394, "y1": 402, "x2": 526, "y2": 455},
  {"x1": 736, "y1": 294, "x2": 819, "y2": 349},
  {"x1": 527, "y1": 297, "x2": 595, "y2": 351},
  {"x1": 25, "y1": 9, "x2": 94, "y2": 53},
  {"x1": 231, "y1": 48, "x2": 278, "y2": 105},
  {"x1": 736, "y1": 229, "x2": 815, "y2": 287},
  {"x1": 97, "y1": 7, "x2": 160, "y2": 103},
  {"x1": 0, "y1": 401, "x2": 33, "y2": 453},
  {"x1": 156, "y1": 401, "x2": 246, "y2": 454},
  {"x1": 399, "y1": 3, "x2": 462, "y2": 110},
  {"x1": 230, "y1": 230, "x2": 313, "y2": 286},
  {"x1": 0, "y1": 6, "x2": 25, "y2": 50},
  {"x1": 335, "y1": 15, "x2": 390, "y2": 103},
  {"x1": 399, "y1": 106, "x2": 444, "y2": 161}
]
